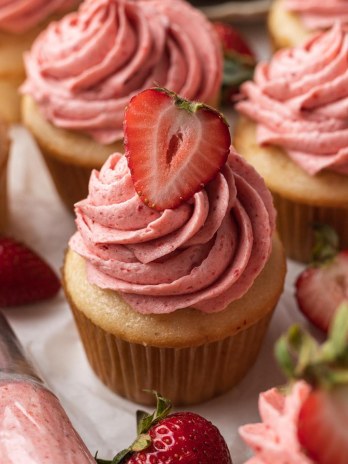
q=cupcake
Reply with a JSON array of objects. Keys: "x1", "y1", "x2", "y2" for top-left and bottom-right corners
[
  {"x1": 240, "y1": 303, "x2": 348, "y2": 464},
  {"x1": 62, "y1": 88, "x2": 286, "y2": 406},
  {"x1": 0, "y1": 0, "x2": 80, "y2": 123},
  {"x1": 235, "y1": 24, "x2": 348, "y2": 263},
  {"x1": 269, "y1": 0, "x2": 348, "y2": 49},
  {"x1": 21, "y1": 0, "x2": 223, "y2": 211},
  {"x1": 0, "y1": 121, "x2": 10, "y2": 232}
]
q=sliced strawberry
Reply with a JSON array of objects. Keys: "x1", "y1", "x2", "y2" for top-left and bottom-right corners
[
  {"x1": 295, "y1": 225, "x2": 348, "y2": 333},
  {"x1": 298, "y1": 387, "x2": 348, "y2": 464},
  {"x1": 0, "y1": 236, "x2": 61, "y2": 307},
  {"x1": 124, "y1": 88, "x2": 230, "y2": 211}
]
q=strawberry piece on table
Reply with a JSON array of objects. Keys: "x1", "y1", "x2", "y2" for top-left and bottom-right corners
[
  {"x1": 124, "y1": 87, "x2": 231, "y2": 211},
  {"x1": 213, "y1": 22, "x2": 256, "y2": 104},
  {"x1": 298, "y1": 387, "x2": 348, "y2": 464},
  {"x1": 0, "y1": 236, "x2": 60, "y2": 307},
  {"x1": 276, "y1": 303, "x2": 348, "y2": 464},
  {"x1": 295, "y1": 224, "x2": 348, "y2": 332},
  {"x1": 96, "y1": 392, "x2": 233, "y2": 464}
]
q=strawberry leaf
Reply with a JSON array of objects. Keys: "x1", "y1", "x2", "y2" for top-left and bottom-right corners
[
  {"x1": 275, "y1": 302, "x2": 348, "y2": 389},
  {"x1": 311, "y1": 223, "x2": 339, "y2": 266}
]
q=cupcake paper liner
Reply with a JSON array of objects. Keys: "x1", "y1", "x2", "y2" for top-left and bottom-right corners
[
  {"x1": 69, "y1": 300, "x2": 274, "y2": 406},
  {"x1": 272, "y1": 190, "x2": 348, "y2": 263}
]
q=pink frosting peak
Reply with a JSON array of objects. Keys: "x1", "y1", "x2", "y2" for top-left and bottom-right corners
[
  {"x1": 239, "y1": 382, "x2": 314, "y2": 464},
  {"x1": 286, "y1": 0, "x2": 348, "y2": 31},
  {"x1": 237, "y1": 23, "x2": 348, "y2": 176},
  {"x1": 22, "y1": 0, "x2": 222, "y2": 145},
  {"x1": 0, "y1": 0, "x2": 79, "y2": 33},
  {"x1": 69, "y1": 149, "x2": 275, "y2": 314}
]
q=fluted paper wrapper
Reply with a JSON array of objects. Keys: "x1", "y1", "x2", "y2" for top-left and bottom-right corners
[
  {"x1": 272, "y1": 191, "x2": 348, "y2": 263},
  {"x1": 40, "y1": 147, "x2": 95, "y2": 211},
  {"x1": 0, "y1": 131, "x2": 9, "y2": 232},
  {"x1": 69, "y1": 301, "x2": 274, "y2": 406}
]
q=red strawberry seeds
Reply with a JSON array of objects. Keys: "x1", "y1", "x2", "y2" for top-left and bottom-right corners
[
  {"x1": 95, "y1": 393, "x2": 233, "y2": 464},
  {"x1": 0, "y1": 236, "x2": 60, "y2": 307},
  {"x1": 124, "y1": 88, "x2": 231, "y2": 211},
  {"x1": 127, "y1": 412, "x2": 232, "y2": 464}
]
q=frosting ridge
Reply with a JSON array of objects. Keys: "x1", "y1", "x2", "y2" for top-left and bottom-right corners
[
  {"x1": 286, "y1": 0, "x2": 348, "y2": 31},
  {"x1": 237, "y1": 23, "x2": 348, "y2": 175},
  {"x1": 0, "y1": 0, "x2": 79, "y2": 33},
  {"x1": 239, "y1": 382, "x2": 314, "y2": 464},
  {"x1": 22, "y1": 0, "x2": 222, "y2": 144},
  {"x1": 70, "y1": 150, "x2": 275, "y2": 314}
]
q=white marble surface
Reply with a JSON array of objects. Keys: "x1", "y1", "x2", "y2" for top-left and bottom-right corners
[{"x1": 2, "y1": 23, "x2": 321, "y2": 463}]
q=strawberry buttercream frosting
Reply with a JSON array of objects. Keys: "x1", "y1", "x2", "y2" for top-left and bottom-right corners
[
  {"x1": 237, "y1": 23, "x2": 348, "y2": 176},
  {"x1": 286, "y1": 0, "x2": 348, "y2": 31},
  {"x1": 69, "y1": 149, "x2": 275, "y2": 314},
  {"x1": 0, "y1": 0, "x2": 79, "y2": 33},
  {"x1": 240, "y1": 382, "x2": 314, "y2": 464},
  {"x1": 22, "y1": 0, "x2": 222, "y2": 145}
]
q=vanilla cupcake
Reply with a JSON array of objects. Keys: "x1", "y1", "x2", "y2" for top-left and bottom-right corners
[
  {"x1": 0, "y1": 0, "x2": 80, "y2": 123},
  {"x1": 269, "y1": 0, "x2": 348, "y2": 49},
  {"x1": 0, "y1": 121, "x2": 10, "y2": 232},
  {"x1": 63, "y1": 88, "x2": 285, "y2": 406},
  {"x1": 21, "y1": 0, "x2": 223, "y2": 211},
  {"x1": 235, "y1": 24, "x2": 348, "y2": 262}
]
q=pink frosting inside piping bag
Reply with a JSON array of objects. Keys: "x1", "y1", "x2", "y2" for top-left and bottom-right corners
[
  {"x1": 0, "y1": 0, "x2": 79, "y2": 33},
  {"x1": 286, "y1": 0, "x2": 348, "y2": 31},
  {"x1": 22, "y1": 0, "x2": 222, "y2": 145},
  {"x1": 69, "y1": 148, "x2": 276, "y2": 315},
  {"x1": 237, "y1": 23, "x2": 348, "y2": 176},
  {"x1": 239, "y1": 382, "x2": 314, "y2": 464}
]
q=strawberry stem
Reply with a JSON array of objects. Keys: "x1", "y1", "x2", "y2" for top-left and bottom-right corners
[
  {"x1": 275, "y1": 302, "x2": 348, "y2": 389},
  {"x1": 95, "y1": 392, "x2": 172, "y2": 464},
  {"x1": 311, "y1": 223, "x2": 339, "y2": 267}
]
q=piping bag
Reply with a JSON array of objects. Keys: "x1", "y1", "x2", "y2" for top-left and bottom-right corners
[{"x1": 0, "y1": 312, "x2": 95, "y2": 463}]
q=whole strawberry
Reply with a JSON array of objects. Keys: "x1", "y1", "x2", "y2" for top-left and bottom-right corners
[
  {"x1": 0, "y1": 236, "x2": 60, "y2": 307},
  {"x1": 213, "y1": 22, "x2": 256, "y2": 104},
  {"x1": 276, "y1": 303, "x2": 348, "y2": 464},
  {"x1": 295, "y1": 224, "x2": 348, "y2": 332},
  {"x1": 96, "y1": 393, "x2": 232, "y2": 464}
]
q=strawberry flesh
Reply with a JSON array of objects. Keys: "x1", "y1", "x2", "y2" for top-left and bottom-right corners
[
  {"x1": 124, "y1": 88, "x2": 230, "y2": 211},
  {"x1": 0, "y1": 237, "x2": 60, "y2": 307},
  {"x1": 298, "y1": 387, "x2": 348, "y2": 464},
  {"x1": 213, "y1": 22, "x2": 255, "y2": 59},
  {"x1": 295, "y1": 251, "x2": 348, "y2": 332},
  {"x1": 127, "y1": 411, "x2": 232, "y2": 464}
]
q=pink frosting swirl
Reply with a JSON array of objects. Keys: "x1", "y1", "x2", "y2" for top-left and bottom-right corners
[
  {"x1": 239, "y1": 382, "x2": 314, "y2": 464},
  {"x1": 69, "y1": 149, "x2": 275, "y2": 314},
  {"x1": 22, "y1": 0, "x2": 222, "y2": 145},
  {"x1": 237, "y1": 24, "x2": 348, "y2": 176},
  {"x1": 286, "y1": 0, "x2": 348, "y2": 31},
  {"x1": 0, "y1": 0, "x2": 79, "y2": 33}
]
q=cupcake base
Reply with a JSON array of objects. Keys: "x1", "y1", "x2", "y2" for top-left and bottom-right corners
[
  {"x1": 234, "y1": 117, "x2": 348, "y2": 262},
  {"x1": 268, "y1": 0, "x2": 310, "y2": 50},
  {"x1": 22, "y1": 95, "x2": 122, "y2": 210},
  {"x1": 0, "y1": 122, "x2": 10, "y2": 232},
  {"x1": 63, "y1": 235, "x2": 286, "y2": 406}
]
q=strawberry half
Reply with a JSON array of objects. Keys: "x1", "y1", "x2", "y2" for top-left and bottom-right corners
[
  {"x1": 124, "y1": 88, "x2": 230, "y2": 211},
  {"x1": 275, "y1": 303, "x2": 348, "y2": 464},
  {"x1": 96, "y1": 392, "x2": 233, "y2": 464},
  {"x1": 298, "y1": 387, "x2": 348, "y2": 464},
  {"x1": 295, "y1": 224, "x2": 348, "y2": 332},
  {"x1": 0, "y1": 236, "x2": 61, "y2": 307}
]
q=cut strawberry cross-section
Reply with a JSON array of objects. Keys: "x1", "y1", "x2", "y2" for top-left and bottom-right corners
[{"x1": 124, "y1": 88, "x2": 231, "y2": 211}]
